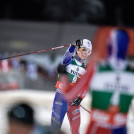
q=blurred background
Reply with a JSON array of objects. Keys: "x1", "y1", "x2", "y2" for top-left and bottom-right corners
[{"x1": 0, "y1": 0, "x2": 134, "y2": 134}]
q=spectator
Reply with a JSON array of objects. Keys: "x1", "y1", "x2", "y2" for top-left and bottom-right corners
[
  {"x1": 7, "y1": 102, "x2": 65, "y2": 134},
  {"x1": 7, "y1": 103, "x2": 34, "y2": 134}
]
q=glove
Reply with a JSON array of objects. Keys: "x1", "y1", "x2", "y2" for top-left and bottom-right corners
[
  {"x1": 72, "y1": 39, "x2": 82, "y2": 48},
  {"x1": 76, "y1": 39, "x2": 82, "y2": 48},
  {"x1": 71, "y1": 97, "x2": 82, "y2": 106},
  {"x1": 57, "y1": 64, "x2": 67, "y2": 74}
]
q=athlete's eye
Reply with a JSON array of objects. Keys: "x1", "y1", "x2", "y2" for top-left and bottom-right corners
[{"x1": 81, "y1": 48, "x2": 91, "y2": 55}]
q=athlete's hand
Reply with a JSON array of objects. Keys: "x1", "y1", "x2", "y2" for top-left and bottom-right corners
[
  {"x1": 71, "y1": 97, "x2": 82, "y2": 106},
  {"x1": 57, "y1": 64, "x2": 67, "y2": 74},
  {"x1": 72, "y1": 39, "x2": 81, "y2": 48}
]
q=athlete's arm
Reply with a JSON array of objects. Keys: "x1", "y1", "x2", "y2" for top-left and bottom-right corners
[{"x1": 62, "y1": 44, "x2": 75, "y2": 65}]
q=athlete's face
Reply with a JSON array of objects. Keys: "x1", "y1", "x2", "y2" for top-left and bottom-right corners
[{"x1": 77, "y1": 47, "x2": 91, "y2": 60}]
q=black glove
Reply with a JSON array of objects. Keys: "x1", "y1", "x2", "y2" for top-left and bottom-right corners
[
  {"x1": 71, "y1": 97, "x2": 82, "y2": 106},
  {"x1": 72, "y1": 39, "x2": 82, "y2": 48},
  {"x1": 57, "y1": 64, "x2": 67, "y2": 74},
  {"x1": 76, "y1": 39, "x2": 82, "y2": 48}
]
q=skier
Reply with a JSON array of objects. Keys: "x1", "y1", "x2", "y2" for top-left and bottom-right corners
[
  {"x1": 51, "y1": 39, "x2": 92, "y2": 134},
  {"x1": 86, "y1": 29, "x2": 134, "y2": 134}
]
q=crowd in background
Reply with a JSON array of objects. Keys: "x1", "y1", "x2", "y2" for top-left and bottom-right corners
[{"x1": 0, "y1": 52, "x2": 63, "y2": 90}]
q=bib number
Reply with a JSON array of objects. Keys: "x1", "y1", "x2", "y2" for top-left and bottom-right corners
[{"x1": 72, "y1": 76, "x2": 77, "y2": 83}]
